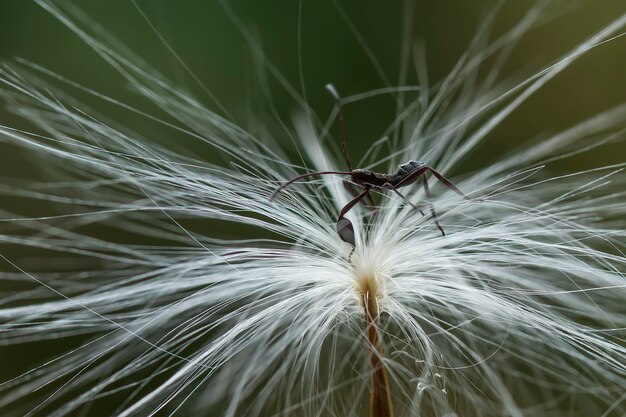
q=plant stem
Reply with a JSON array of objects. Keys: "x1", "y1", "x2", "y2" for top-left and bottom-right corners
[{"x1": 362, "y1": 287, "x2": 393, "y2": 417}]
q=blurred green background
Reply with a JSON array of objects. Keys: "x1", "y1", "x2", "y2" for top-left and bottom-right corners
[
  {"x1": 0, "y1": 1, "x2": 625, "y2": 415},
  {"x1": 1, "y1": 0, "x2": 625, "y2": 172}
]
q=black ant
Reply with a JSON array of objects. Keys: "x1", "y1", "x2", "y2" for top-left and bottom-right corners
[{"x1": 271, "y1": 84, "x2": 471, "y2": 247}]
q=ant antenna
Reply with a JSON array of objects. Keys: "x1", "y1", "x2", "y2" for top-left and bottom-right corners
[
  {"x1": 325, "y1": 84, "x2": 353, "y2": 172},
  {"x1": 270, "y1": 170, "x2": 352, "y2": 201}
]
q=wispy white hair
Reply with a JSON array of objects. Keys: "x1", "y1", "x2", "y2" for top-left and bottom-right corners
[{"x1": 0, "y1": 2, "x2": 625, "y2": 417}]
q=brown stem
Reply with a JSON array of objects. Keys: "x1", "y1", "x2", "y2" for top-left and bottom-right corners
[{"x1": 362, "y1": 290, "x2": 394, "y2": 417}]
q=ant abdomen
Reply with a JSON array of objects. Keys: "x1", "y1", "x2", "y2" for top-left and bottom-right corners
[{"x1": 391, "y1": 161, "x2": 426, "y2": 183}]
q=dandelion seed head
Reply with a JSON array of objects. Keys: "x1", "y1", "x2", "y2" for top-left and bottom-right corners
[{"x1": 1, "y1": 1, "x2": 625, "y2": 417}]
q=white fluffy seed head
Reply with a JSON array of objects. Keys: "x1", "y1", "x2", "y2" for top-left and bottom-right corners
[{"x1": 0, "y1": 2, "x2": 625, "y2": 417}]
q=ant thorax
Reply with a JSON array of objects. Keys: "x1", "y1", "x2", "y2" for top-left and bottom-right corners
[{"x1": 351, "y1": 169, "x2": 392, "y2": 188}]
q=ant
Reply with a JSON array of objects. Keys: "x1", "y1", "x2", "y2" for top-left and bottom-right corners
[{"x1": 271, "y1": 84, "x2": 471, "y2": 247}]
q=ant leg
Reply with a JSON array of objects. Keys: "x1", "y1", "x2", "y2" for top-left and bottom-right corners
[
  {"x1": 343, "y1": 180, "x2": 376, "y2": 208},
  {"x1": 348, "y1": 246, "x2": 355, "y2": 262},
  {"x1": 366, "y1": 190, "x2": 376, "y2": 208},
  {"x1": 338, "y1": 189, "x2": 370, "y2": 219},
  {"x1": 394, "y1": 166, "x2": 472, "y2": 201},
  {"x1": 422, "y1": 177, "x2": 445, "y2": 236},
  {"x1": 347, "y1": 181, "x2": 378, "y2": 210},
  {"x1": 381, "y1": 183, "x2": 425, "y2": 216},
  {"x1": 336, "y1": 189, "x2": 369, "y2": 246},
  {"x1": 425, "y1": 167, "x2": 471, "y2": 200}
]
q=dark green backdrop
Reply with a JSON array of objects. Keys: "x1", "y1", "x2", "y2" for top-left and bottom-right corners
[{"x1": 1, "y1": 1, "x2": 624, "y2": 171}]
